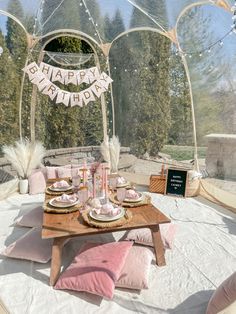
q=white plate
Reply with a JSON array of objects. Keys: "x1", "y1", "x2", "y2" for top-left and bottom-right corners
[
  {"x1": 48, "y1": 185, "x2": 73, "y2": 192},
  {"x1": 49, "y1": 197, "x2": 79, "y2": 208},
  {"x1": 124, "y1": 192, "x2": 143, "y2": 203},
  {"x1": 89, "y1": 207, "x2": 125, "y2": 222}
]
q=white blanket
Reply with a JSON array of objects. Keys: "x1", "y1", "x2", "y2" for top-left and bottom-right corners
[{"x1": 0, "y1": 193, "x2": 235, "y2": 314}]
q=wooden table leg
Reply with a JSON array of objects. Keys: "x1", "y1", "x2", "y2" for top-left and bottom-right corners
[
  {"x1": 150, "y1": 225, "x2": 166, "y2": 266},
  {"x1": 50, "y1": 237, "x2": 69, "y2": 286}
]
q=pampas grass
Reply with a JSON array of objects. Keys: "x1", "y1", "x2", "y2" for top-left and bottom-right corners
[
  {"x1": 100, "y1": 135, "x2": 121, "y2": 173},
  {"x1": 100, "y1": 138, "x2": 111, "y2": 167},
  {"x1": 3, "y1": 139, "x2": 45, "y2": 179},
  {"x1": 109, "y1": 135, "x2": 120, "y2": 173}
]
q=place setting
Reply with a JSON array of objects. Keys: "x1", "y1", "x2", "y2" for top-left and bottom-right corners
[
  {"x1": 46, "y1": 179, "x2": 74, "y2": 196},
  {"x1": 109, "y1": 185, "x2": 151, "y2": 207},
  {"x1": 81, "y1": 197, "x2": 132, "y2": 229},
  {"x1": 44, "y1": 192, "x2": 82, "y2": 213}
]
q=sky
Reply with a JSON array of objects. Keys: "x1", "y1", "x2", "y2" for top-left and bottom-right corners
[{"x1": 0, "y1": 0, "x2": 133, "y2": 34}]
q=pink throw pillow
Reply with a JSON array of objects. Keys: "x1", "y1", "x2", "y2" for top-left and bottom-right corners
[
  {"x1": 57, "y1": 167, "x2": 72, "y2": 178},
  {"x1": 206, "y1": 272, "x2": 236, "y2": 314},
  {"x1": 125, "y1": 223, "x2": 177, "y2": 249},
  {"x1": 1, "y1": 228, "x2": 53, "y2": 263},
  {"x1": 54, "y1": 241, "x2": 133, "y2": 299},
  {"x1": 28, "y1": 171, "x2": 46, "y2": 195},
  {"x1": 46, "y1": 166, "x2": 58, "y2": 179},
  {"x1": 116, "y1": 246, "x2": 153, "y2": 290},
  {"x1": 16, "y1": 206, "x2": 43, "y2": 228}
]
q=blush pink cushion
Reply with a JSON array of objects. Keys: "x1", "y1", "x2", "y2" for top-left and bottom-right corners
[
  {"x1": 54, "y1": 241, "x2": 133, "y2": 299},
  {"x1": 28, "y1": 171, "x2": 46, "y2": 195},
  {"x1": 16, "y1": 206, "x2": 43, "y2": 228},
  {"x1": 206, "y1": 272, "x2": 236, "y2": 314},
  {"x1": 1, "y1": 228, "x2": 53, "y2": 263},
  {"x1": 57, "y1": 167, "x2": 72, "y2": 178},
  {"x1": 125, "y1": 223, "x2": 177, "y2": 249},
  {"x1": 218, "y1": 301, "x2": 236, "y2": 314},
  {"x1": 46, "y1": 166, "x2": 58, "y2": 179},
  {"x1": 116, "y1": 246, "x2": 153, "y2": 290}
]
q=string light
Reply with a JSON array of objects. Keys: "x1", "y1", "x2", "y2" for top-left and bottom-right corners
[
  {"x1": 178, "y1": 5, "x2": 236, "y2": 58},
  {"x1": 81, "y1": 0, "x2": 103, "y2": 44}
]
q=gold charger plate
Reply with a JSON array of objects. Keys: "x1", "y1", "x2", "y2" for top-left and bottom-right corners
[
  {"x1": 82, "y1": 208, "x2": 132, "y2": 228},
  {"x1": 109, "y1": 192, "x2": 151, "y2": 207}
]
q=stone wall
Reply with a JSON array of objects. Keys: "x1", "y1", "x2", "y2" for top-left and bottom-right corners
[
  {"x1": 205, "y1": 134, "x2": 236, "y2": 179},
  {"x1": 0, "y1": 146, "x2": 130, "y2": 180}
]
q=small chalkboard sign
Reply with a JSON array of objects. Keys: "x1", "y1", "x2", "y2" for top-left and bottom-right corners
[{"x1": 165, "y1": 168, "x2": 188, "y2": 197}]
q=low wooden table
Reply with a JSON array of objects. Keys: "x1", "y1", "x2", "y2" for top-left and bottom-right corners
[{"x1": 42, "y1": 187, "x2": 170, "y2": 286}]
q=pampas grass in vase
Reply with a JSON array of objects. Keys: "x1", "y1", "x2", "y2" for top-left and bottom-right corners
[
  {"x1": 109, "y1": 135, "x2": 120, "y2": 174},
  {"x1": 3, "y1": 139, "x2": 46, "y2": 193},
  {"x1": 100, "y1": 138, "x2": 111, "y2": 170}
]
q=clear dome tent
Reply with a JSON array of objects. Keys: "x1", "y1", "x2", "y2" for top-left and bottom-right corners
[{"x1": 0, "y1": 0, "x2": 236, "y2": 210}]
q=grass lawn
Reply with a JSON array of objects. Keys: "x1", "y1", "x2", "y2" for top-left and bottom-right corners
[{"x1": 161, "y1": 145, "x2": 207, "y2": 161}]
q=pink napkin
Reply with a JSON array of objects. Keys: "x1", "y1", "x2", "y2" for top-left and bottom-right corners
[
  {"x1": 93, "y1": 203, "x2": 120, "y2": 216},
  {"x1": 55, "y1": 193, "x2": 78, "y2": 204},
  {"x1": 52, "y1": 180, "x2": 70, "y2": 188},
  {"x1": 125, "y1": 189, "x2": 139, "y2": 199},
  {"x1": 117, "y1": 177, "x2": 126, "y2": 185}
]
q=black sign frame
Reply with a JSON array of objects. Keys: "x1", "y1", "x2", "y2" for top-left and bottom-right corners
[{"x1": 165, "y1": 168, "x2": 188, "y2": 198}]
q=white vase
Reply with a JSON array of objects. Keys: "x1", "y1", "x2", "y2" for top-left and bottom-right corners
[{"x1": 19, "y1": 179, "x2": 29, "y2": 194}]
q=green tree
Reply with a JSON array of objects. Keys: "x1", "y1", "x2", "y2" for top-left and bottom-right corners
[
  {"x1": 0, "y1": 31, "x2": 19, "y2": 148},
  {"x1": 35, "y1": 36, "x2": 103, "y2": 149},
  {"x1": 168, "y1": 52, "x2": 192, "y2": 145},
  {"x1": 5, "y1": 0, "x2": 27, "y2": 71},
  {"x1": 110, "y1": 0, "x2": 171, "y2": 156}
]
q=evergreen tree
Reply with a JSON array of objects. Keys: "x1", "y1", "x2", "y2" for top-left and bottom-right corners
[
  {"x1": 36, "y1": 36, "x2": 103, "y2": 149},
  {"x1": 103, "y1": 14, "x2": 112, "y2": 42},
  {"x1": 109, "y1": 9, "x2": 125, "y2": 40},
  {"x1": 168, "y1": 52, "x2": 192, "y2": 145},
  {"x1": 38, "y1": 0, "x2": 104, "y2": 149},
  {"x1": 110, "y1": 0, "x2": 171, "y2": 156},
  {"x1": 5, "y1": 0, "x2": 27, "y2": 71},
  {"x1": 0, "y1": 31, "x2": 19, "y2": 148}
]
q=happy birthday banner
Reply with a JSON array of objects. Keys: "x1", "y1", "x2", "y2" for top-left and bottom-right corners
[{"x1": 22, "y1": 62, "x2": 113, "y2": 107}]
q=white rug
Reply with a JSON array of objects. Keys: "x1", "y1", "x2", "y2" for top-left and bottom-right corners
[{"x1": 0, "y1": 193, "x2": 235, "y2": 314}]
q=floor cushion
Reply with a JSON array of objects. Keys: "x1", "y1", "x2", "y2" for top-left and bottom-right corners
[
  {"x1": 206, "y1": 271, "x2": 236, "y2": 314},
  {"x1": 54, "y1": 241, "x2": 133, "y2": 299},
  {"x1": 1, "y1": 227, "x2": 53, "y2": 263},
  {"x1": 46, "y1": 166, "x2": 58, "y2": 179},
  {"x1": 15, "y1": 206, "x2": 43, "y2": 228},
  {"x1": 116, "y1": 245, "x2": 153, "y2": 290},
  {"x1": 125, "y1": 223, "x2": 177, "y2": 249},
  {"x1": 28, "y1": 170, "x2": 46, "y2": 195}
]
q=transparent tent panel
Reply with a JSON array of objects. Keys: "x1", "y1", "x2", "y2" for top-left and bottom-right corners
[
  {"x1": 1, "y1": 1, "x2": 234, "y2": 43},
  {"x1": 0, "y1": 1, "x2": 236, "y2": 199},
  {"x1": 177, "y1": 4, "x2": 236, "y2": 190},
  {"x1": 34, "y1": 50, "x2": 105, "y2": 149}
]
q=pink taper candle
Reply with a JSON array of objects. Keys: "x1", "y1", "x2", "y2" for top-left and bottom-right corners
[
  {"x1": 105, "y1": 166, "x2": 109, "y2": 199},
  {"x1": 83, "y1": 159, "x2": 87, "y2": 183},
  {"x1": 93, "y1": 173, "x2": 96, "y2": 198},
  {"x1": 101, "y1": 164, "x2": 105, "y2": 195}
]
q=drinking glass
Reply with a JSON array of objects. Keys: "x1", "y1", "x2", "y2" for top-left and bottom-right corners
[
  {"x1": 116, "y1": 188, "x2": 126, "y2": 206},
  {"x1": 109, "y1": 177, "x2": 117, "y2": 194},
  {"x1": 71, "y1": 166, "x2": 81, "y2": 193},
  {"x1": 77, "y1": 187, "x2": 89, "y2": 211}
]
